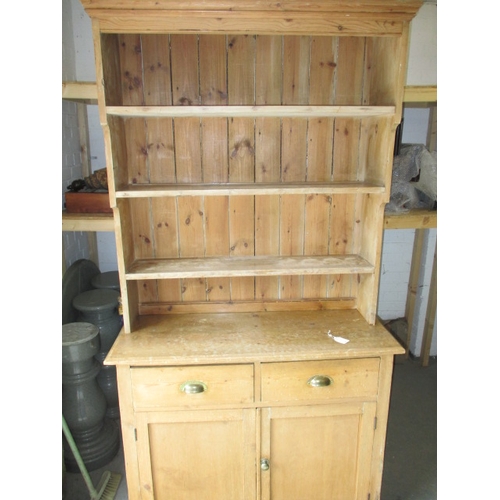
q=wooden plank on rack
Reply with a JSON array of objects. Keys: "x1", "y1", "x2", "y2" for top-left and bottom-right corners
[
  {"x1": 403, "y1": 85, "x2": 437, "y2": 103},
  {"x1": 62, "y1": 81, "x2": 98, "y2": 103},
  {"x1": 384, "y1": 210, "x2": 437, "y2": 230},
  {"x1": 63, "y1": 81, "x2": 437, "y2": 105},
  {"x1": 62, "y1": 212, "x2": 114, "y2": 232}
]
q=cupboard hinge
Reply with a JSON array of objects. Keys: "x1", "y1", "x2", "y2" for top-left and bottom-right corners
[
  {"x1": 374, "y1": 417, "x2": 377, "y2": 430},
  {"x1": 134, "y1": 428, "x2": 137, "y2": 441}
]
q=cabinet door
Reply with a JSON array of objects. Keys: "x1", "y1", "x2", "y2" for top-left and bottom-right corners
[
  {"x1": 136, "y1": 409, "x2": 256, "y2": 500},
  {"x1": 260, "y1": 403, "x2": 376, "y2": 500}
]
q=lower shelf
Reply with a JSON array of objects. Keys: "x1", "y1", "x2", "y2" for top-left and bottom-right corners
[{"x1": 125, "y1": 254, "x2": 374, "y2": 280}]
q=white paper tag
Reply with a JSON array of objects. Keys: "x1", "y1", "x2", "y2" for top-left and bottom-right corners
[{"x1": 327, "y1": 331, "x2": 350, "y2": 344}]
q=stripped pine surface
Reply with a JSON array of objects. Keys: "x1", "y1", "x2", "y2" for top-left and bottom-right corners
[{"x1": 99, "y1": 33, "x2": 399, "y2": 316}]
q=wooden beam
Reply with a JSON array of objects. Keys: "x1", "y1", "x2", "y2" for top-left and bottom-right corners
[
  {"x1": 421, "y1": 244, "x2": 437, "y2": 367},
  {"x1": 62, "y1": 211, "x2": 115, "y2": 232},
  {"x1": 403, "y1": 85, "x2": 437, "y2": 103},
  {"x1": 384, "y1": 209, "x2": 436, "y2": 230},
  {"x1": 63, "y1": 81, "x2": 437, "y2": 104},
  {"x1": 62, "y1": 81, "x2": 98, "y2": 103},
  {"x1": 404, "y1": 228, "x2": 426, "y2": 358}
]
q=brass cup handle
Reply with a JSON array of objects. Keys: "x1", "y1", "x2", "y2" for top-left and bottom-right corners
[
  {"x1": 180, "y1": 381, "x2": 207, "y2": 394},
  {"x1": 307, "y1": 375, "x2": 333, "y2": 387}
]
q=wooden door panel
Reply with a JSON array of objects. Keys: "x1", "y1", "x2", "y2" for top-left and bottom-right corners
[
  {"x1": 261, "y1": 403, "x2": 376, "y2": 500},
  {"x1": 136, "y1": 409, "x2": 256, "y2": 500}
]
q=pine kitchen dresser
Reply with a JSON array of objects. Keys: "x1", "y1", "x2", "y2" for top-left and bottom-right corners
[{"x1": 79, "y1": 1, "x2": 422, "y2": 498}]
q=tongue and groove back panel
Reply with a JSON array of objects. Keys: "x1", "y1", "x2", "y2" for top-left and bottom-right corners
[{"x1": 97, "y1": 31, "x2": 404, "y2": 329}]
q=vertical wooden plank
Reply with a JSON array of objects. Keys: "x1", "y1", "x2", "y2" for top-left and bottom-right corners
[
  {"x1": 142, "y1": 34, "x2": 175, "y2": 185},
  {"x1": 303, "y1": 36, "x2": 335, "y2": 299},
  {"x1": 170, "y1": 34, "x2": 201, "y2": 181},
  {"x1": 153, "y1": 198, "x2": 182, "y2": 303},
  {"x1": 260, "y1": 408, "x2": 271, "y2": 500},
  {"x1": 303, "y1": 194, "x2": 331, "y2": 298},
  {"x1": 130, "y1": 198, "x2": 157, "y2": 304},
  {"x1": 255, "y1": 35, "x2": 282, "y2": 300},
  {"x1": 330, "y1": 37, "x2": 366, "y2": 299},
  {"x1": 363, "y1": 36, "x2": 400, "y2": 107},
  {"x1": 118, "y1": 34, "x2": 145, "y2": 106},
  {"x1": 98, "y1": 32, "x2": 122, "y2": 109},
  {"x1": 356, "y1": 195, "x2": 385, "y2": 324},
  {"x1": 334, "y1": 37, "x2": 365, "y2": 105},
  {"x1": 106, "y1": 116, "x2": 126, "y2": 195},
  {"x1": 171, "y1": 34, "x2": 202, "y2": 183},
  {"x1": 279, "y1": 194, "x2": 304, "y2": 300},
  {"x1": 228, "y1": 34, "x2": 256, "y2": 301},
  {"x1": 115, "y1": 199, "x2": 134, "y2": 331},
  {"x1": 229, "y1": 193, "x2": 255, "y2": 301},
  {"x1": 227, "y1": 34, "x2": 255, "y2": 106},
  {"x1": 142, "y1": 34, "x2": 172, "y2": 106},
  {"x1": 333, "y1": 118, "x2": 359, "y2": 182},
  {"x1": 115, "y1": 366, "x2": 142, "y2": 500},
  {"x1": 118, "y1": 34, "x2": 148, "y2": 186},
  {"x1": 123, "y1": 118, "x2": 149, "y2": 185},
  {"x1": 204, "y1": 196, "x2": 230, "y2": 301},
  {"x1": 171, "y1": 34, "x2": 205, "y2": 301},
  {"x1": 117, "y1": 34, "x2": 156, "y2": 309},
  {"x1": 282, "y1": 36, "x2": 310, "y2": 105},
  {"x1": 199, "y1": 35, "x2": 228, "y2": 106},
  {"x1": 405, "y1": 228, "x2": 424, "y2": 357},
  {"x1": 427, "y1": 105, "x2": 437, "y2": 152},
  {"x1": 141, "y1": 34, "x2": 178, "y2": 305},
  {"x1": 329, "y1": 115, "x2": 360, "y2": 299},
  {"x1": 170, "y1": 34, "x2": 200, "y2": 106},
  {"x1": 200, "y1": 35, "x2": 231, "y2": 302},
  {"x1": 356, "y1": 116, "x2": 393, "y2": 323},
  {"x1": 280, "y1": 36, "x2": 310, "y2": 300},
  {"x1": 421, "y1": 243, "x2": 437, "y2": 367},
  {"x1": 255, "y1": 35, "x2": 282, "y2": 106},
  {"x1": 77, "y1": 102, "x2": 92, "y2": 178},
  {"x1": 177, "y1": 196, "x2": 206, "y2": 302},
  {"x1": 359, "y1": 115, "x2": 393, "y2": 191},
  {"x1": 369, "y1": 355, "x2": 395, "y2": 499},
  {"x1": 174, "y1": 118, "x2": 202, "y2": 183},
  {"x1": 328, "y1": 194, "x2": 356, "y2": 299}
]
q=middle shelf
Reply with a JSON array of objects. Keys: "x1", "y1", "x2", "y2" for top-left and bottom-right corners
[{"x1": 116, "y1": 181, "x2": 385, "y2": 198}]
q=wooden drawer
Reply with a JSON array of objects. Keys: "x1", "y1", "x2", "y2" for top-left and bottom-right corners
[
  {"x1": 131, "y1": 364, "x2": 254, "y2": 410},
  {"x1": 260, "y1": 358, "x2": 379, "y2": 403}
]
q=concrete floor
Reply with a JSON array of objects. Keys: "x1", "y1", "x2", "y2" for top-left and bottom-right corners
[{"x1": 62, "y1": 355, "x2": 437, "y2": 500}]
